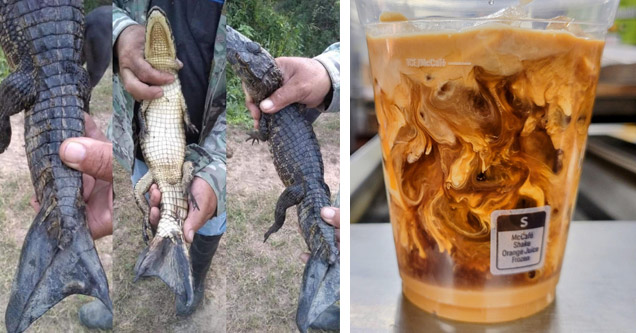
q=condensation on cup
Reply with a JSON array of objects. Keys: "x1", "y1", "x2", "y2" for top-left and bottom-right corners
[{"x1": 356, "y1": 0, "x2": 619, "y2": 323}]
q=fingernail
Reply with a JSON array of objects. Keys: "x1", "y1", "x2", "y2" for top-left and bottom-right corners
[
  {"x1": 260, "y1": 99, "x2": 273, "y2": 111},
  {"x1": 187, "y1": 230, "x2": 194, "y2": 242},
  {"x1": 321, "y1": 207, "x2": 335, "y2": 220},
  {"x1": 63, "y1": 141, "x2": 86, "y2": 164}
]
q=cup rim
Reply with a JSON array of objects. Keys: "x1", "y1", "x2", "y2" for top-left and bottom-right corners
[{"x1": 364, "y1": 16, "x2": 608, "y2": 28}]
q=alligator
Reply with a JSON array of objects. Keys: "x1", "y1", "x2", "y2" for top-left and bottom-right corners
[
  {"x1": 132, "y1": 7, "x2": 196, "y2": 309},
  {"x1": 226, "y1": 27, "x2": 340, "y2": 332},
  {"x1": 0, "y1": 1, "x2": 111, "y2": 332}
]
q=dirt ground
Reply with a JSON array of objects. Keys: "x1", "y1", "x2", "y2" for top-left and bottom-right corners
[
  {"x1": 226, "y1": 113, "x2": 340, "y2": 332},
  {"x1": 0, "y1": 68, "x2": 113, "y2": 332}
]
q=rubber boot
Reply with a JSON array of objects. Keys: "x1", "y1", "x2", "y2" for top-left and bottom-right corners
[
  {"x1": 176, "y1": 233, "x2": 222, "y2": 316},
  {"x1": 78, "y1": 299, "x2": 113, "y2": 330}
]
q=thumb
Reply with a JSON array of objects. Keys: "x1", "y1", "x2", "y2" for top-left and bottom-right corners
[
  {"x1": 183, "y1": 218, "x2": 196, "y2": 243},
  {"x1": 60, "y1": 137, "x2": 113, "y2": 182},
  {"x1": 259, "y1": 85, "x2": 303, "y2": 114}
]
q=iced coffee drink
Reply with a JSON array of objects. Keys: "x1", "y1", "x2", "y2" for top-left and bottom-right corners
[{"x1": 367, "y1": 17, "x2": 604, "y2": 322}]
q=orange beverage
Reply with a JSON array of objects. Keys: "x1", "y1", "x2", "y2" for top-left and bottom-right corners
[{"x1": 361, "y1": 6, "x2": 615, "y2": 321}]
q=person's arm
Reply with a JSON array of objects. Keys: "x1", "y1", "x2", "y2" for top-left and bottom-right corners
[
  {"x1": 186, "y1": 111, "x2": 227, "y2": 218},
  {"x1": 313, "y1": 42, "x2": 340, "y2": 113},
  {"x1": 181, "y1": 113, "x2": 226, "y2": 242},
  {"x1": 112, "y1": 3, "x2": 139, "y2": 48}
]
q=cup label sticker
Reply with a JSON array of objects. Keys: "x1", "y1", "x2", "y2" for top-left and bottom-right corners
[{"x1": 490, "y1": 206, "x2": 551, "y2": 275}]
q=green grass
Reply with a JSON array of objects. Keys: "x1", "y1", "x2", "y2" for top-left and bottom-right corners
[
  {"x1": 0, "y1": 49, "x2": 11, "y2": 80},
  {"x1": 226, "y1": 189, "x2": 307, "y2": 332},
  {"x1": 227, "y1": 73, "x2": 254, "y2": 128}
]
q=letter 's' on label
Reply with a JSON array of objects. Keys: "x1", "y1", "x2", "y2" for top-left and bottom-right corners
[{"x1": 490, "y1": 206, "x2": 551, "y2": 275}]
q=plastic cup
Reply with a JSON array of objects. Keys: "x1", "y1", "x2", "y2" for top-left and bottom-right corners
[{"x1": 356, "y1": 0, "x2": 619, "y2": 323}]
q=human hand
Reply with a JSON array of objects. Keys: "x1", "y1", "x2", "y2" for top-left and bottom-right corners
[
  {"x1": 30, "y1": 114, "x2": 113, "y2": 240},
  {"x1": 300, "y1": 207, "x2": 340, "y2": 263},
  {"x1": 146, "y1": 177, "x2": 217, "y2": 243},
  {"x1": 244, "y1": 57, "x2": 331, "y2": 129},
  {"x1": 115, "y1": 24, "x2": 181, "y2": 100}
]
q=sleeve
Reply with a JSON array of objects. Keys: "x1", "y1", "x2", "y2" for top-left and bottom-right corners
[
  {"x1": 184, "y1": 13, "x2": 227, "y2": 217},
  {"x1": 313, "y1": 42, "x2": 340, "y2": 113},
  {"x1": 112, "y1": 4, "x2": 140, "y2": 47},
  {"x1": 185, "y1": 111, "x2": 227, "y2": 217}
]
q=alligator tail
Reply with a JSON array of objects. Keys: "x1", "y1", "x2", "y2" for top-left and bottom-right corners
[
  {"x1": 5, "y1": 196, "x2": 111, "y2": 333},
  {"x1": 296, "y1": 251, "x2": 341, "y2": 332},
  {"x1": 134, "y1": 232, "x2": 194, "y2": 309}
]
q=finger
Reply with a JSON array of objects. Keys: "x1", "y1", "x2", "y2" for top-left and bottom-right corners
[
  {"x1": 83, "y1": 113, "x2": 108, "y2": 142},
  {"x1": 321, "y1": 207, "x2": 340, "y2": 228},
  {"x1": 246, "y1": 102, "x2": 261, "y2": 129},
  {"x1": 242, "y1": 83, "x2": 253, "y2": 103},
  {"x1": 82, "y1": 174, "x2": 96, "y2": 202},
  {"x1": 84, "y1": 177, "x2": 113, "y2": 239},
  {"x1": 183, "y1": 210, "x2": 207, "y2": 243},
  {"x1": 120, "y1": 68, "x2": 164, "y2": 100},
  {"x1": 132, "y1": 57, "x2": 175, "y2": 86},
  {"x1": 175, "y1": 58, "x2": 184, "y2": 69},
  {"x1": 183, "y1": 217, "x2": 197, "y2": 243},
  {"x1": 149, "y1": 207, "x2": 160, "y2": 228},
  {"x1": 30, "y1": 194, "x2": 40, "y2": 212},
  {"x1": 299, "y1": 252, "x2": 310, "y2": 264},
  {"x1": 259, "y1": 84, "x2": 304, "y2": 114},
  {"x1": 59, "y1": 137, "x2": 113, "y2": 182},
  {"x1": 148, "y1": 184, "x2": 161, "y2": 207}
]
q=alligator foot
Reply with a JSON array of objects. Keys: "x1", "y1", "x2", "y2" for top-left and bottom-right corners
[
  {"x1": 181, "y1": 95, "x2": 198, "y2": 134},
  {"x1": 134, "y1": 171, "x2": 155, "y2": 244},
  {"x1": 182, "y1": 161, "x2": 199, "y2": 211},
  {"x1": 245, "y1": 130, "x2": 261, "y2": 145},
  {"x1": 264, "y1": 184, "x2": 305, "y2": 242}
]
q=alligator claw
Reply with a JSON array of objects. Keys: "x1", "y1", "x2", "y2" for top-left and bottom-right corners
[
  {"x1": 142, "y1": 215, "x2": 153, "y2": 245},
  {"x1": 187, "y1": 123, "x2": 198, "y2": 134},
  {"x1": 245, "y1": 136, "x2": 260, "y2": 145}
]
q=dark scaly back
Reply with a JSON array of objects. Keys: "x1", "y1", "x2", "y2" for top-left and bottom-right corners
[
  {"x1": 2, "y1": 2, "x2": 110, "y2": 332},
  {"x1": 21, "y1": 0, "x2": 89, "y2": 204},
  {"x1": 226, "y1": 26, "x2": 330, "y2": 252},
  {"x1": 227, "y1": 27, "x2": 339, "y2": 331}
]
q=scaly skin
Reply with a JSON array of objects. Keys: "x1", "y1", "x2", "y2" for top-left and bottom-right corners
[
  {"x1": 227, "y1": 26, "x2": 340, "y2": 332},
  {"x1": 0, "y1": 1, "x2": 111, "y2": 332},
  {"x1": 132, "y1": 7, "x2": 196, "y2": 309}
]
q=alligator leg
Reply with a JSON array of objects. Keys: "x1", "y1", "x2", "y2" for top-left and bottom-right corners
[
  {"x1": 181, "y1": 94, "x2": 198, "y2": 133},
  {"x1": 264, "y1": 183, "x2": 305, "y2": 242},
  {"x1": 182, "y1": 160, "x2": 199, "y2": 211},
  {"x1": 246, "y1": 112, "x2": 270, "y2": 144},
  {"x1": 0, "y1": 70, "x2": 36, "y2": 153},
  {"x1": 134, "y1": 171, "x2": 154, "y2": 243},
  {"x1": 138, "y1": 103, "x2": 150, "y2": 139}
]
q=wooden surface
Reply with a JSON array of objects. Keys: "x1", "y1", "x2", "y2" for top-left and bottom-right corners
[{"x1": 351, "y1": 222, "x2": 636, "y2": 332}]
